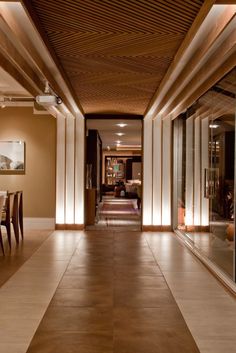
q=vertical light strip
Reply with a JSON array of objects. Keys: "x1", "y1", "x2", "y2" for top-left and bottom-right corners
[
  {"x1": 172, "y1": 118, "x2": 183, "y2": 229},
  {"x1": 142, "y1": 116, "x2": 153, "y2": 225},
  {"x1": 185, "y1": 116, "x2": 194, "y2": 225},
  {"x1": 162, "y1": 116, "x2": 171, "y2": 225},
  {"x1": 75, "y1": 116, "x2": 85, "y2": 225},
  {"x1": 65, "y1": 116, "x2": 75, "y2": 224},
  {"x1": 56, "y1": 114, "x2": 66, "y2": 224},
  {"x1": 194, "y1": 116, "x2": 201, "y2": 225},
  {"x1": 152, "y1": 116, "x2": 162, "y2": 225},
  {"x1": 201, "y1": 117, "x2": 209, "y2": 226}
]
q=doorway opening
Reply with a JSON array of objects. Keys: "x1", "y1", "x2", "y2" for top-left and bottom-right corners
[{"x1": 84, "y1": 118, "x2": 142, "y2": 231}]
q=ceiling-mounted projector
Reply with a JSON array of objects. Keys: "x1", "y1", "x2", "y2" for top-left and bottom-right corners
[{"x1": 35, "y1": 95, "x2": 62, "y2": 106}]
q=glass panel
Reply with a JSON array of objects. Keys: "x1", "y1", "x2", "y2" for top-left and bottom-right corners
[{"x1": 174, "y1": 67, "x2": 236, "y2": 281}]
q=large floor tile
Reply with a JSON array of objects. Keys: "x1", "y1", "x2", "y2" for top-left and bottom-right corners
[
  {"x1": 114, "y1": 286, "x2": 174, "y2": 307},
  {"x1": 58, "y1": 274, "x2": 113, "y2": 289},
  {"x1": 114, "y1": 307, "x2": 189, "y2": 331},
  {"x1": 114, "y1": 264, "x2": 162, "y2": 277},
  {"x1": 51, "y1": 288, "x2": 113, "y2": 307},
  {"x1": 114, "y1": 330, "x2": 200, "y2": 353},
  {"x1": 38, "y1": 307, "x2": 113, "y2": 333},
  {"x1": 26, "y1": 332, "x2": 113, "y2": 353}
]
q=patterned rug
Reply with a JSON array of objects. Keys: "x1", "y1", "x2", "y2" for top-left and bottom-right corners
[{"x1": 99, "y1": 199, "x2": 139, "y2": 218}]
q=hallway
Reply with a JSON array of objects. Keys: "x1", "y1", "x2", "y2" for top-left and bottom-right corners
[
  {"x1": 0, "y1": 230, "x2": 236, "y2": 353},
  {"x1": 87, "y1": 196, "x2": 141, "y2": 231}
]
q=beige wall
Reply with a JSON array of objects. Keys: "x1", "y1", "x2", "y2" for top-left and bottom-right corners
[{"x1": 0, "y1": 107, "x2": 56, "y2": 218}]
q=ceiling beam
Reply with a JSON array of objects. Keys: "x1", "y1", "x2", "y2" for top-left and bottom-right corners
[
  {"x1": 20, "y1": 0, "x2": 84, "y2": 116},
  {"x1": 0, "y1": 18, "x2": 45, "y2": 93},
  {"x1": 144, "y1": 0, "x2": 215, "y2": 118},
  {"x1": 0, "y1": 50, "x2": 39, "y2": 96},
  {"x1": 171, "y1": 50, "x2": 236, "y2": 119},
  {"x1": 0, "y1": 7, "x2": 81, "y2": 117},
  {"x1": 151, "y1": 7, "x2": 236, "y2": 118}
]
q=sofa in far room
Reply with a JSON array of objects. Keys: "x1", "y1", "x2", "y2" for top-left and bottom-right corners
[
  {"x1": 101, "y1": 184, "x2": 115, "y2": 195},
  {"x1": 125, "y1": 180, "x2": 141, "y2": 199}
]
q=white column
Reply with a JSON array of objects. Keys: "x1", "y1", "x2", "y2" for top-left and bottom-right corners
[
  {"x1": 185, "y1": 116, "x2": 194, "y2": 225},
  {"x1": 162, "y1": 116, "x2": 171, "y2": 225},
  {"x1": 194, "y1": 116, "x2": 201, "y2": 225},
  {"x1": 143, "y1": 116, "x2": 153, "y2": 226},
  {"x1": 65, "y1": 116, "x2": 75, "y2": 224},
  {"x1": 201, "y1": 117, "x2": 209, "y2": 226},
  {"x1": 56, "y1": 114, "x2": 66, "y2": 224},
  {"x1": 75, "y1": 116, "x2": 85, "y2": 225},
  {"x1": 152, "y1": 116, "x2": 162, "y2": 225}
]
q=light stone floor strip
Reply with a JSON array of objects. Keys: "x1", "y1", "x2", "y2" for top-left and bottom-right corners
[
  {"x1": 145, "y1": 232, "x2": 236, "y2": 353},
  {"x1": 0, "y1": 231, "x2": 82, "y2": 353}
]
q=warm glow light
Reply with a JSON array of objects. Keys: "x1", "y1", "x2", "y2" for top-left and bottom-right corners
[
  {"x1": 116, "y1": 123, "x2": 127, "y2": 128},
  {"x1": 116, "y1": 140, "x2": 121, "y2": 144},
  {"x1": 116, "y1": 132, "x2": 125, "y2": 136},
  {"x1": 209, "y1": 124, "x2": 219, "y2": 129}
]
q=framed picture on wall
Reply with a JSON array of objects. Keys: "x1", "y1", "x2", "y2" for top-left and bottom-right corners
[{"x1": 0, "y1": 141, "x2": 25, "y2": 174}]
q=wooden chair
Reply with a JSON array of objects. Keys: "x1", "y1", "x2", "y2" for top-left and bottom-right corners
[
  {"x1": 0, "y1": 195, "x2": 6, "y2": 254},
  {"x1": 1, "y1": 192, "x2": 19, "y2": 246},
  {"x1": 16, "y1": 191, "x2": 23, "y2": 239}
]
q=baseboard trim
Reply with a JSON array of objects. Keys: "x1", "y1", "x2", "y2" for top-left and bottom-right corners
[
  {"x1": 142, "y1": 225, "x2": 172, "y2": 232},
  {"x1": 24, "y1": 218, "x2": 55, "y2": 230},
  {"x1": 55, "y1": 224, "x2": 85, "y2": 230}
]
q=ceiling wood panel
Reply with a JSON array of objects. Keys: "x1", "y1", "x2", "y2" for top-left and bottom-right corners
[{"x1": 30, "y1": 0, "x2": 204, "y2": 114}]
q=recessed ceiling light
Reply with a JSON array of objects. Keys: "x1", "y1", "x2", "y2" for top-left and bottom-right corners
[
  {"x1": 116, "y1": 123, "x2": 127, "y2": 128},
  {"x1": 115, "y1": 132, "x2": 125, "y2": 136},
  {"x1": 209, "y1": 124, "x2": 219, "y2": 129},
  {"x1": 116, "y1": 140, "x2": 121, "y2": 144}
]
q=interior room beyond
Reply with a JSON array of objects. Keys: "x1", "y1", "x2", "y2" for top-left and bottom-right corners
[{"x1": 85, "y1": 119, "x2": 142, "y2": 230}]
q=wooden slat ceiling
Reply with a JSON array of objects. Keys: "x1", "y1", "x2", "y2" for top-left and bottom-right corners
[{"x1": 30, "y1": 0, "x2": 204, "y2": 115}]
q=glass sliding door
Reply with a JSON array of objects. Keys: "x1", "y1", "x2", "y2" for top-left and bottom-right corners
[{"x1": 173, "y1": 67, "x2": 236, "y2": 281}]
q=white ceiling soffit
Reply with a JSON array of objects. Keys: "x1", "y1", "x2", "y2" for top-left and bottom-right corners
[
  {"x1": 0, "y1": 66, "x2": 31, "y2": 97},
  {"x1": 86, "y1": 119, "x2": 142, "y2": 149},
  {"x1": 145, "y1": 4, "x2": 236, "y2": 120},
  {"x1": 0, "y1": 1, "x2": 84, "y2": 118}
]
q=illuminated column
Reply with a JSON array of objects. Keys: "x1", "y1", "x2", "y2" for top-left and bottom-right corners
[
  {"x1": 201, "y1": 117, "x2": 209, "y2": 225},
  {"x1": 143, "y1": 116, "x2": 153, "y2": 226},
  {"x1": 194, "y1": 116, "x2": 201, "y2": 225},
  {"x1": 75, "y1": 116, "x2": 85, "y2": 225},
  {"x1": 162, "y1": 116, "x2": 171, "y2": 225},
  {"x1": 65, "y1": 116, "x2": 75, "y2": 224},
  {"x1": 152, "y1": 116, "x2": 162, "y2": 225},
  {"x1": 185, "y1": 116, "x2": 194, "y2": 225},
  {"x1": 56, "y1": 114, "x2": 66, "y2": 224}
]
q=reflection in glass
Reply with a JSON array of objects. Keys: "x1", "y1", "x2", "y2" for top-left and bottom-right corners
[{"x1": 174, "y1": 67, "x2": 235, "y2": 280}]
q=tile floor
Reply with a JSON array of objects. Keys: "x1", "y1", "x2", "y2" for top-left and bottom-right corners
[
  {"x1": 0, "y1": 229, "x2": 52, "y2": 287},
  {"x1": 0, "y1": 230, "x2": 235, "y2": 353}
]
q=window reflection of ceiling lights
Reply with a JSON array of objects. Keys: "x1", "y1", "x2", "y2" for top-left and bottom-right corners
[
  {"x1": 116, "y1": 123, "x2": 127, "y2": 128},
  {"x1": 209, "y1": 124, "x2": 219, "y2": 128},
  {"x1": 115, "y1": 132, "x2": 125, "y2": 136}
]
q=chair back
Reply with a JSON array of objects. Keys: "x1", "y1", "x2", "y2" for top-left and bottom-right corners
[
  {"x1": 0, "y1": 195, "x2": 5, "y2": 223},
  {"x1": 16, "y1": 191, "x2": 23, "y2": 210},
  {"x1": 6, "y1": 192, "x2": 15, "y2": 220}
]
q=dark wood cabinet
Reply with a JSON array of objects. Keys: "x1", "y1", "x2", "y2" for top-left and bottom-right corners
[{"x1": 86, "y1": 129, "x2": 102, "y2": 203}]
